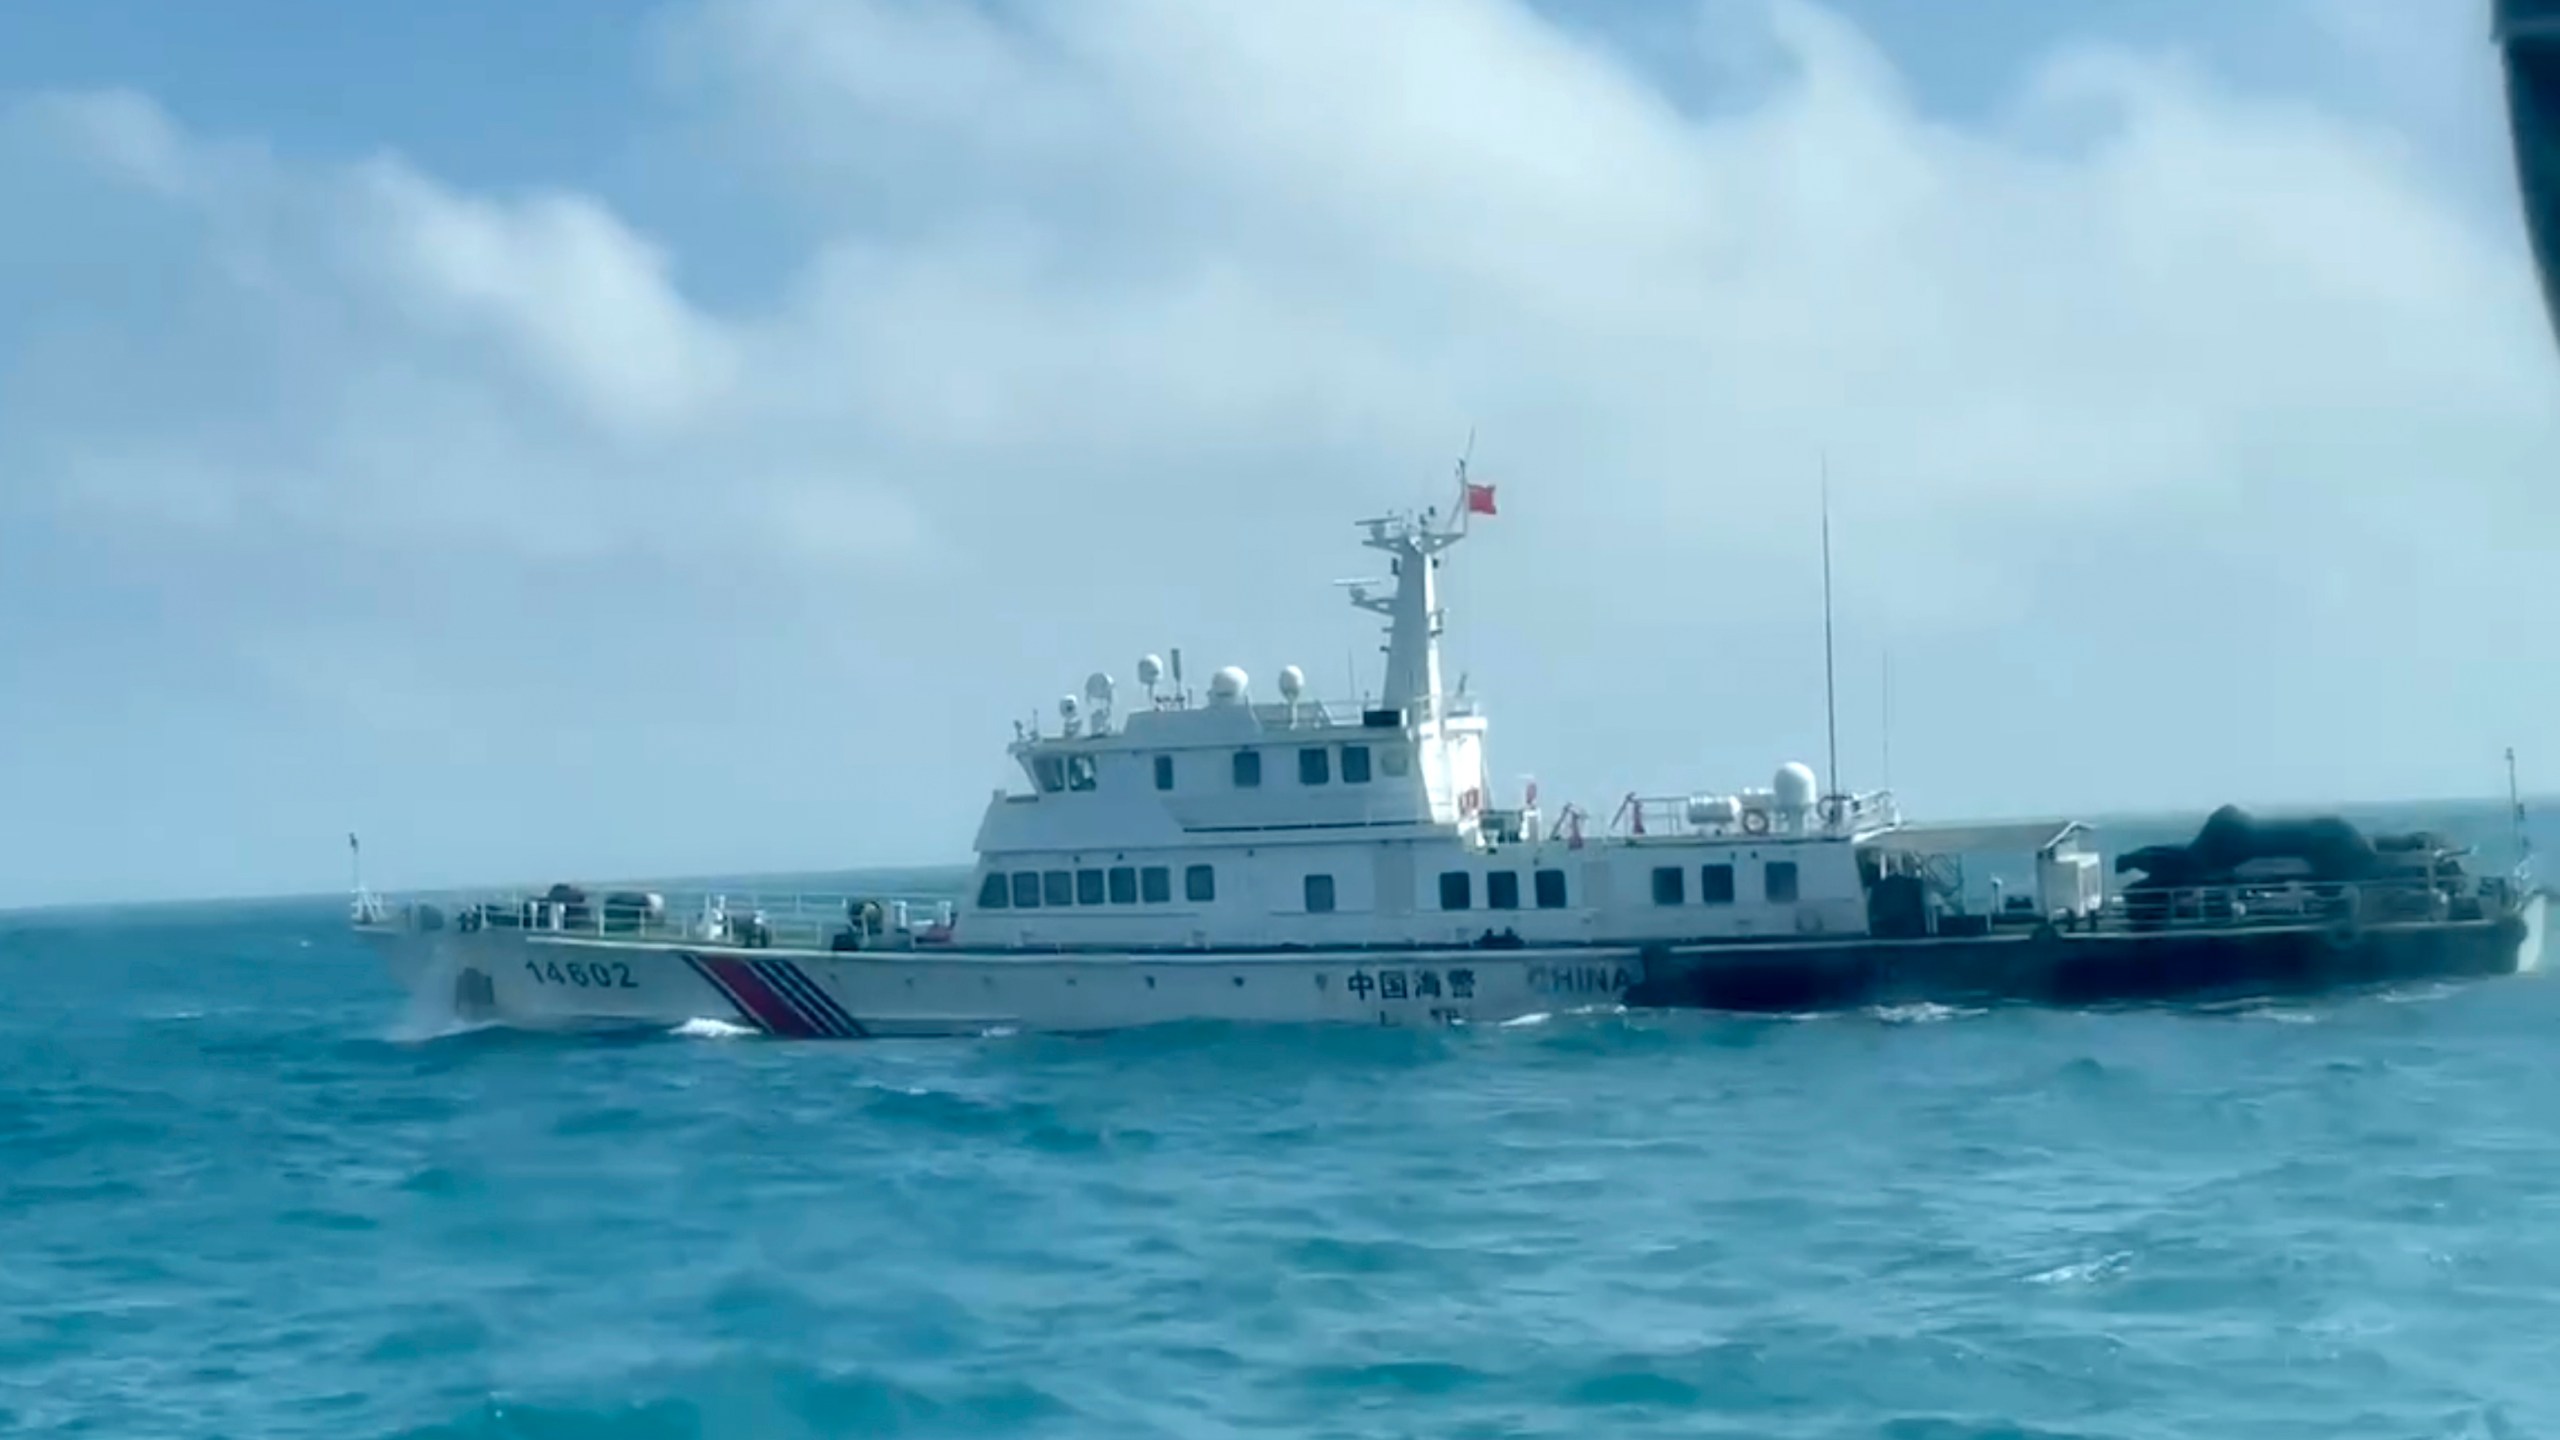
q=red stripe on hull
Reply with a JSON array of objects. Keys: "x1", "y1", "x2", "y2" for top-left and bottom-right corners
[{"x1": 700, "y1": 954, "x2": 823, "y2": 1037}]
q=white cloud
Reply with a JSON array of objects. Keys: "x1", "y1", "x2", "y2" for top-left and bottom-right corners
[
  {"x1": 3, "y1": 0, "x2": 2558, "y2": 902},
  {"x1": 345, "y1": 159, "x2": 741, "y2": 438}
]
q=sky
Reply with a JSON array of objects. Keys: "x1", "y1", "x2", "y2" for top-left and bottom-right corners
[{"x1": 1, "y1": 0, "x2": 2554, "y2": 908}]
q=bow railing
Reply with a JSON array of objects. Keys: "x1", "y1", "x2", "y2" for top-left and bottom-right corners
[{"x1": 354, "y1": 884, "x2": 960, "y2": 952}]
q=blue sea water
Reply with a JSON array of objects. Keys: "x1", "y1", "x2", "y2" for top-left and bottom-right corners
[{"x1": 7, "y1": 802, "x2": 2560, "y2": 1438}]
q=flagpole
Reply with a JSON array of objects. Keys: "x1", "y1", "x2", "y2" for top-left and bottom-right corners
[
  {"x1": 2509, "y1": 747, "x2": 2530, "y2": 867},
  {"x1": 1454, "y1": 426, "x2": 1476, "y2": 536},
  {"x1": 1821, "y1": 456, "x2": 1840, "y2": 809}
]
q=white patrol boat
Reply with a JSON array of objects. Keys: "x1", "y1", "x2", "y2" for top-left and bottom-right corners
[{"x1": 352, "y1": 471, "x2": 2546, "y2": 1038}]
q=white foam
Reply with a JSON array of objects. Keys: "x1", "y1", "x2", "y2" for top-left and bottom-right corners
[
  {"x1": 383, "y1": 946, "x2": 483, "y2": 1043},
  {"x1": 2379, "y1": 982, "x2": 2460, "y2": 1005},
  {"x1": 1869, "y1": 1002, "x2": 1981, "y2": 1025},
  {"x1": 671, "y1": 1017, "x2": 757, "y2": 1039},
  {"x1": 2025, "y1": 1251, "x2": 2133, "y2": 1286}
]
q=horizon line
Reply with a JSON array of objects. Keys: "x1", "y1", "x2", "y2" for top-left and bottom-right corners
[{"x1": 2, "y1": 787, "x2": 2545, "y2": 920}]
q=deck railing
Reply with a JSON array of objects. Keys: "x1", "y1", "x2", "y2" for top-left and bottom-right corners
[
  {"x1": 357, "y1": 885, "x2": 959, "y2": 952},
  {"x1": 1610, "y1": 789, "x2": 1903, "y2": 842},
  {"x1": 1018, "y1": 689, "x2": 1482, "y2": 743},
  {"x1": 2062, "y1": 870, "x2": 2520, "y2": 935}
]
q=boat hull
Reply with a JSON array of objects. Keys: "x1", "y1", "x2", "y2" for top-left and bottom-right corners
[
  {"x1": 363, "y1": 889, "x2": 2548, "y2": 1034},
  {"x1": 360, "y1": 926, "x2": 1644, "y2": 1038},
  {"x1": 1627, "y1": 889, "x2": 2549, "y2": 1013}
]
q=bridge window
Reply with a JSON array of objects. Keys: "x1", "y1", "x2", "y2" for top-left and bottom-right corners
[
  {"x1": 1034, "y1": 756, "x2": 1066, "y2": 793},
  {"x1": 977, "y1": 872, "x2": 1009, "y2": 909},
  {"x1": 1652, "y1": 866, "x2": 1686, "y2": 905},
  {"x1": 1701, "y1": 864, "x2": 1736, "y2": 905},
  {"x1": 1141, "y1": 866, "x2": 1171, "y2": 904},
  {"x1": 1010, "y1": 872, "x2": 1041, "y2": 908},
  {"x1": 1341, "y1": 744, "x2": 1372, "y2": 784},
  {"x1": 1439, "y1": 871, "x2": 1472, "y2": 910},
  {"x1": 1299, "y1": 746, "x2": 1330, "y2": 785},
  {"x1": 1186, "y1": 864, "x2": 1217, "y2": 903},
  {"x1": 1076, "y1": 868, "x2": 1106, "y2": 906},
  {"x1": 1108, "y1": 866, "x2": 1138, "y2": 905},
  {"x1": 1765, "y1": 861, "x2": 1799, "y2": 904},
  {"x1": 1305, "y1": 874, "x2": 1336, "y2": 913},
  {"x1": 1154, "y1": 755, "x2": 1174, "y2": 791},
  {"x1": 1065, "y1": 755, "x2": 1097, "y2": 792},
  {"x1": 1233, "y1": 750, "x2": 1262, "y2": 788},
  {"x1": 1485, "y1": 870, "x2": 1520, "y2": 911},
  {"x1": 1534, "y1": 868, "x2": 1567, "y2": 908},
  {"x1": 1043, "y1": 870, "x2": 1073, "y2": 907}
]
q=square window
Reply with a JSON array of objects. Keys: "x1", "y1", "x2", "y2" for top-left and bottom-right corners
[
  {"x1": 1043, "y1": 870, "x2": 1074, "y2": 907},
  {"x1": 977, "y1": 872, "x2": 1009, "y2": 908},
  {"x1": 1108, "y1": 866, "x2": 1138, "y2": 905},
  {"x1": 1233, "y1": 750, "x2": 1262, "y2": 788},
  {"x1": 1186, "y1": 864, "x2": 1217, "y2": 902},
  {"x1": 1378, "y1": 745, "x2": 1411, "y2": 777},
  {"x1": 1299, "y1": 747, "x2": 1330, "y2": 785},
  {"x1": 1305, "y1": 874, "x2": 1336, "y2": 913},
  {"x1": 1701, "y1": 864, "x2": 1736, "y2": 905},
  {"x1": 1652, "y1": 866, "x2": 1686, "y2": 905},
  {"x1": 1485, "y1": 871, "x2": 1520, "y2": 910},
  {"x1": 1341, "y1": 745, "x2": 1372, "y2": 784},
  {"x1": 1765, "y1": 861, "x2": 1799, "y2": 904},
  {"x1": 1076, "y1": 868, "x2": 1105, "y2": 906},
  {"x1": 1010, "y1": 872, "x2": 1041, "y2": 908},
  {"x1": 1439, "y1": 871, "x2": 1472, "y2": 910},
  {"x1": 1141, "y1": 867, "x2": 1171, "y2": 904},
  {"x1": 1533, "y1": 868, "x2": 1567, "y2": 909}
]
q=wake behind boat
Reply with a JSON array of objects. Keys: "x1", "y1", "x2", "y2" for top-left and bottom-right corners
[{"x1": 351, "y1": 472, "x2": 2547, "y2": 1038}]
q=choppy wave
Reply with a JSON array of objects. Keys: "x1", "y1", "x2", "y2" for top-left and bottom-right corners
[{"x1": 7, "y1": 887, "x2": 2560, "y2": 1437}]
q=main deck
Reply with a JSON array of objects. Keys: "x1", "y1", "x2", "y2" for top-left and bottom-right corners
[{"x1": 352, "y1": 864, "x2": 2538, "y2": 958}]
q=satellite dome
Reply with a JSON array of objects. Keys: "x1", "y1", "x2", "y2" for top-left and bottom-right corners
[{"x1": 1773, "y1": 762, "x2": 1819, "y2": 812}]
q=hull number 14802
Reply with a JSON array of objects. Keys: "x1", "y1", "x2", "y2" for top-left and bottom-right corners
[{"x1": 525, "y1": 959, "x2": 639, "y2": 989}]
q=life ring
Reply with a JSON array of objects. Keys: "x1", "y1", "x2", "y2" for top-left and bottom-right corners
[
  {"x1": 1741, "y1": 808, "x2": 1771, "y2": 836},
  {"x1": 1459, "y1": 786, "x2": 1483, "y2": 816},
  {"x1": 2322, "y1": 913, "x2": 2362, "y2": 952},
  {"x1": 1816, "y1": 797, "x2": 1847, "y2": 828}
]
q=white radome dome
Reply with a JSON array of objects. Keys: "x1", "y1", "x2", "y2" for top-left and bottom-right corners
[{"x1": 1773, "y1": 762, "x2": 1819, "y2": 812}]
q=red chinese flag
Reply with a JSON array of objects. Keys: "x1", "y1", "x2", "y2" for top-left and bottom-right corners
[{"x1": 1464, "y1": 482, "x2": 1497, "y2": 516}]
